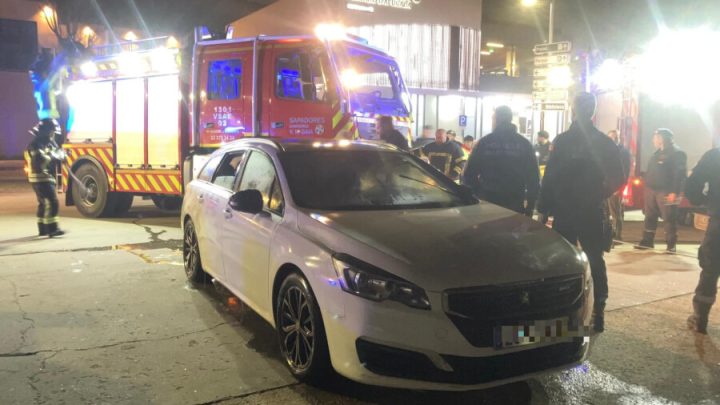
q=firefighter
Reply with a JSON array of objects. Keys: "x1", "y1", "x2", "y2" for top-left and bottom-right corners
[
  {"x1": 421, "y1": 129, "x2": 464, "y2": 180},
  {"x1": 537, "y1": 93, "x2": 626, "y2": 332},
  {"x1": 462, "y1": 105, "x2": 540, "y2": 216},
  {"x1": 376, "y1": 116, "x2": 409, "y2": 151},
  {"x1": 635, "y1": 128, "x2": 687, "y2": 253},
  {"x1": 684, "y1": 147, "x2": 720, "y2": 333},
  {"x1": 26, "y1": 119, "x2": 65, "y2": 238}
]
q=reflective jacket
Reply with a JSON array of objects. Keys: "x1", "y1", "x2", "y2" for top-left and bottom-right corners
[
  {"x1": 26, "y1": 137, "x2": 59, "y2": 184},
  {"x1": 421, "y1": 141, "x2": 464, "y2": 179}
]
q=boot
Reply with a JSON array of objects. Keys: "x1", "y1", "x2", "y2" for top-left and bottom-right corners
[
  {"x1": 37, "y1": 223, "x2": 48, "y2": 237},
  {"x1": 687, "y1": 301, "x2": 711, "y2": 334},
  {"x1": 666, "y1": 235, "x2": 677, "y2": 254},
  {"x1": 47, "y1": 223, "x2": 65, "y2": 238},
  {"x1": 634, "y1": 231, "x2": 655, "y2": 249},
  {"x1": 593, "y1": 303, "x2": 606, "y2": 333}
]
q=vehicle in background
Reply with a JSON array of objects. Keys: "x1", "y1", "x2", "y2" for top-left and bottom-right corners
[
  {"x1": 181, "y1": 137, "x2": 593, "y2": 390},
  {"x1": 60, "y1": 26, "x2": 412, "y2": 217}
]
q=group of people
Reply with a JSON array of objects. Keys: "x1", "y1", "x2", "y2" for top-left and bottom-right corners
[{"x1": 376, "y1": 92, "x2": 718, "y2": 334}]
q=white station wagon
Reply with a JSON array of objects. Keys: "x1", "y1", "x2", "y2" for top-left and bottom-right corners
[{"x1": 181, "y1": 138, "x2": 592, "y2": 391}]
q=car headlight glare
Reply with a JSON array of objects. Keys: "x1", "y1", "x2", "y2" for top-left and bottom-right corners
[{"x1": 332, "y1": 255, "x2": 431, "y2": 310}]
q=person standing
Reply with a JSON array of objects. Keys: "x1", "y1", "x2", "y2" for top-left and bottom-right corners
[
  {"x1": 685, "y1": 147, "x2": 720, "y2": 333},
  {"x1": 462, "y1": 135, "x2": 475, "y2": 154},
  {"x1": 421, "y1": 129, "x2": 464, "y2": 180},
  {"x1": 635, "y1": 128, "x2": 687, "y2": 253},
  {"x1": 462, "y1": 105, "x2": 540, "y2": 216},
  {"x1": 26, "y1": 119, "x2": 65, "y2": 237},
  {"x1": 534, "y1": 130, "x2": 551, "y2": 165},
  {"x1": 606, "y1": 129, "x2": 632, "y2": 241},
  {"x1": 537, "y1": 93, "x2": 625, "y2": 332},
  {"x1": 376, "y1": 116, "x2": 409, "y2": 151}
]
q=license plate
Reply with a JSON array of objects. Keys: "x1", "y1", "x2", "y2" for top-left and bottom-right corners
[{"x1": 493, "y1": 317, "x2": 570, "y2": 349}]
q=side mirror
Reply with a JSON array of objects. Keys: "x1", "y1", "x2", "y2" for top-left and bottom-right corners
[{"x1": 229, "y1": 189, "x2": 264, "y2": 214}]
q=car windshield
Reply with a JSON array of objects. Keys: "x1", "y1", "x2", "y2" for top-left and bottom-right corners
[
  {"x1": 331, "y1": 43, "x2": 411, "y2": 117},
  {"x1": 279, "y1": 149, "x2": 476, "y2": 211}
]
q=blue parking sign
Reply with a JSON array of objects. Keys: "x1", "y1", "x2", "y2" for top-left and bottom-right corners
[{"x1": 459, "y1": 115, "x2": 467, "y2": 127}]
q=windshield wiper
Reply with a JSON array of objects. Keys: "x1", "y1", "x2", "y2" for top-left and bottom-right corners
[{"x1": 396, "y1": 174, "x2": 457, "y2": 196}]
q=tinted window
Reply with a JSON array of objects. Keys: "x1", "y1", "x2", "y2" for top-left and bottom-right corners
[
  {"x1": 279, "y1": 150, "x2": 476, "y2": 210},
  {"x1": 211, "y1": 151, "x2": 246, "y2": 189},
  {"x1": 276, "y1": 51, "x2": 333, "y2": 103},
  {"x1": 207, "y1": 59, "x2": 242, "y2": 100},
  {"x1": 238, "y1": 152, "x2": 283, "y2": 214},
  {"x1": 197, "y1": 154, "x2": 223, "y2": 182}
]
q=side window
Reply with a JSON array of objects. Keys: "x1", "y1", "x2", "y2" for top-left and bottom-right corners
[
  {"x1": 207, "y1": 59, "x2": 242, "y2": 100},
  {"x1": 197, "y1": 154, "x2": 223, "y2": 182},
  {"x1": 211, "y1": 151, "x2": 246, "y2": 190},
  {"x1": 238, "y1": 152, "x2": 284, "y2": 214},
  {"x1": 276, "y1": 51, "x2": 333, "y2": 103}
]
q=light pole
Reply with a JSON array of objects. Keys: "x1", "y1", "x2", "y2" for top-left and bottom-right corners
[{"x1": 522, "y1": 0, "x2": 556, "y2": 43}]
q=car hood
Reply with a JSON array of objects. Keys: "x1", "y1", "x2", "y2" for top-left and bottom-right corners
[{"x1": 297, "y1": 203, "x2": 586, "y2": 292}]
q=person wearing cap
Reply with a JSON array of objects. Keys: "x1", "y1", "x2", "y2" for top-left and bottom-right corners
[
  {"x1": 537, "y1": 93, "x2": 626, "y2": 333},
  {"x1": 635, "y1": 128, "x2": 687, "y2": 252},
  {"x1": 25, "y1": 118, "x2": 65, "y2": 237}
]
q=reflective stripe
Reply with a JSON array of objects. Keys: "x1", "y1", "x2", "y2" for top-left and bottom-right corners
[
  {"x1": 169, "y1": 176, "x2": 181, "y2": 192},
  {"x1": 116, "y1": 175, "x2": 129, "y2": 191},
  {"x1": 158, "y1": 176, "x2": 173, "y2": 193},
  {"x1": 135, "y1": 175, "x2": 150, "y2": 191},
  {"x1": 147, "y1": 175, "x2": 162, "y2": 192},
  {"x1": 126, "y1": 175, "x2": 140, "y2": 190}
]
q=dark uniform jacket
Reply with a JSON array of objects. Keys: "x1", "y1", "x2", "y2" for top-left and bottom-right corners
[
  {"x1": 380, "y1": 129, "x2": 409, "y2": 151},
  {"x1": 421, "y1": 141, "x2": 464, "y2": 179},
  {"x1": 462, "y1": 123, "x2": 540, "y2": 210},
  {"x1": 645, "y1": 144, "x2": 687, "y2": 194},
  {"x1": 685, "y1": 148, "x2": 720, "y2": 217},
  {"x1": 538, "y1": 120, "x2": 626, "y2": 217},
  {"x1": 534, "y1": 142, "x2": 551, "y2": 165},
  {"x1": 26, "y1": 137, "x2": 59, "y2": 184}
]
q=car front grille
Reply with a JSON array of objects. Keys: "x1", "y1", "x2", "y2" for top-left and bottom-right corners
[{"x1": 443, "y1": 274, "x2": 584, "y2": 347}]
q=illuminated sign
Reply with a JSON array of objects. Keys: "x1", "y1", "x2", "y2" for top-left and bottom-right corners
[{"x1": 347, "y1": 0, "x2": 421, "y2": 11}]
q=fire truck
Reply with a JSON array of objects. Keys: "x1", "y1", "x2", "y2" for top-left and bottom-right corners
[{"x1": 61, "y1": 26, "x2": 413, "y2": 217}]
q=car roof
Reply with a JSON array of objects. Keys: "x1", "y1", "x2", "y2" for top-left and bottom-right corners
[{"x1": 222, "y1": 137, "x2": 400, "y2": 153}]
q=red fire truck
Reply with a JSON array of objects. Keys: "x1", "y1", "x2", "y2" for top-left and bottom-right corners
[{"x1": 61, "y1": 26, "x2": 413, "y2": 217}]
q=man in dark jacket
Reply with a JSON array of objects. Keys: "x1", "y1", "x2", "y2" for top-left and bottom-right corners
[
  {"x1": 462, "y1": 105, "x2": 540, "y2": 215},
  {"x1": 25, "y1": 119, "x2": 65, "y2": 237},
  {"x1": 684, "y1": 147, "x2": 720, "y2": 333},
  {"x1": 377, "y1": 116, "x2": 409, "y2": 151},
  {"x1": 534, "y1": 130, "x2": 551, "y2": 165},
  {"x1": 537, "y1": 93, "x2": 625, "y2": 333},
  {"x1": 421, "y1": 129, "x2": 464, "y2": 180},
  {"x1": 635, "y1": 128, "x2": 687, "y2": 252},
  {"x1": 606, "y1": 129, "x2": 632, "y2": 241}
]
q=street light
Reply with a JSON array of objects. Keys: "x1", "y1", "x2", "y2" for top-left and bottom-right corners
[{"x1": 522, "y1": 0, "x2": 555, "y2": 43}]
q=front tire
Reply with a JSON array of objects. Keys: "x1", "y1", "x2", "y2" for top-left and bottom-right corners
[
  {"x1": 183, "y1": 219, "x2": 208, "y2": 284},
  {"x1": 276, "y1": 273, "x2": 331, "y2": 383},
  {"x1": 72, "y1": 163, "x2": 115, "y2": 218}
]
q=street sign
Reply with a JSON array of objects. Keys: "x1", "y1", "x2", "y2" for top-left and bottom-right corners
[
  {"x1": 459, "y1": 115, "x2": 467, "y2": 127},
  {"x1": 534, "y1": 53, "x2": 571, "y2": 67},
  {"x1": 533, "y1": 102, "x2": 568, "y2": 111},
  {"x1": 532, "y1": 89, "x2": 569, "y2": 102},
  {"x1": 533, "y1": 41, "x2": 572, "y2": 55},
  {"x1": 533, "y1": 67, "x2": 550, "y2": 78}
]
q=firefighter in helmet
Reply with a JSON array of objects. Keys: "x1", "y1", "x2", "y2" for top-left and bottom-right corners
[{"x1": 26, "y1": 118, "x2": 65, "y2": 237}]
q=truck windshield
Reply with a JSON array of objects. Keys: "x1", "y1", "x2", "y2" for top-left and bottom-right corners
[{"x1": 331, "y1": 43, "x2": 411, "y2": 117}]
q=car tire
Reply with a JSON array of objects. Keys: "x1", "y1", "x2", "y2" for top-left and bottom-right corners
[
  {"x1": 152, "y1": 195, "x2": 183, "y2": 211},
  {"x1": 276, "y1": 273, "x2": 331, "y2": 383},
  {"x1": 112, "y1": 193, "x2": 134, "y2": 215},
  {"x1": 72, "y1": 163, "x2": 116, "y2": 218},
  {"x1": 183, "y1": 219, "x2": 208, "y2": 284}
]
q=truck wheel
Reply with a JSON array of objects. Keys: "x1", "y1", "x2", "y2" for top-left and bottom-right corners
[
  {"x1": 72, "y1": 163, "x2": 115, "y2": 218},
  {"x1": 112, "y1": 193, "x2": 134, "y2": 215},
  {"x1": 151, "y1": 195, "x2": 183, "y2": 211}
]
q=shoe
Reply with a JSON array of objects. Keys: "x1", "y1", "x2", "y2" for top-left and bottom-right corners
[
  {"x1": 634, "y1": 240, "x2": 654, "y2": 250},
  {"x1": 666, "y1": 246, "x2": 677, "y2": 254},
  {"x1": 37, "y1": 223, "x2": 48, "y2": 237},
  {"x1": 593, "y1": 304, "x2": 606, "y2": 333},
  {"x1": 687, "y1": 314, "x2": 708, "y2": 334},
  {"x1": 48, "y1": 229, "x2": 65, "y2": 238}
]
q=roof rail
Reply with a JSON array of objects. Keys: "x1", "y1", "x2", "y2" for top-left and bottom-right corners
[{"x1": 92, "y1": 36, "x2": 171, "y2": 58}]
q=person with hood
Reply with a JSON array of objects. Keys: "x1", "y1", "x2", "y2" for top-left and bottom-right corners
[
  {"x1": 25, "y1": 118, "x2": 65, "y2": 237},
  {"x1": 376, "y1": 116, "x2": 409, "y2": 151},
  {"x1": 537, "y1": 93, "x2": 625, "y2": 333},
  {"x1": 635, "y1": 128, "x2": 687, "y2": 253},
  {"x1": 462, "y1": 105, "x2": 540, "y2": 216}
]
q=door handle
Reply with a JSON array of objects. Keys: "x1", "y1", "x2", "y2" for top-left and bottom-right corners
[
  {"x1": 223, "y1": 208, "x2": 232, "y2": 219},
  {"x1": 197, "y1": 194, "x2": 204, "y2": 202}
]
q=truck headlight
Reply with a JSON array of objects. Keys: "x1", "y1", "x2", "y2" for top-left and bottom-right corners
[{"x1": 332, "y1": 255, "x2": 431, "y2": 310}]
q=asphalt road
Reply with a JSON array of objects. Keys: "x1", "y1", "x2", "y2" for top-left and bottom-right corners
[{"x1": 0, "y1": 168, "x2": 718, "y2": 405}]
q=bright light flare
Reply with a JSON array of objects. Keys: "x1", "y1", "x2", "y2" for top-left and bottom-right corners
[
  {"x1": 591, "y1": 58, "x2": 623, "y2": 90},
  {"x1": 315, "y1": 23, "x2": 346, "y2": 41},
  {"x1": 547, "y1": 65, "x2": 573, "y2": 88},
  {"x1": 150, "y1": 48, "x2": 177, "y2": 73},
  {"x1": 166, "y1": 36, "x2": 180, "y2": 48},
  {"x1": 80, "y1": 61, "x2": 98, "y2": 77},
  {"x1": 521, "y1": 0, "x2": 538, "y2": 7},
  {"x1": 118, "y1": 52, "x2": 146, "y2": 76},
  {"x1": 340, "y1": 69, "x2": 363, "y2": 89},
  {"x1": 638, "y1": 28, "x2": 720, "y2": 108},
  {"x1": 123, "y1": 31, "x2": 138, "y2": 41},
  {"x1": 42, "y1": 6, "x2": 54, "y2": 19},
  {"x1": 486, "y1": 42, "x2": 505, "y2": 48},
  {"x1": 82, "y1": 26, "x2": 94, "y2": 37}
]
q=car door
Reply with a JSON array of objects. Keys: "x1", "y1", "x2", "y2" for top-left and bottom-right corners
[
  {"x1": 195, "y1": 150, "x2": 248, "y2": 281},
  {"x1": 221, "y1": 149, "x2": 284, "y2": 311}
]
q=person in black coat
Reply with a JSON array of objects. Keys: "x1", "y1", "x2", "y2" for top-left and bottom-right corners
[
  {"x1": 537, "y1": 93, "x2": 625, "y2": 333},
  {"x1": 462, "y1": 105, "x2": 540, "y2": 215},
  {"x1": 377, "y1": 116, "x2": 409, "y2": 151},
  {"x1": 684, "y1": 147, "x2": 720, "y2": 333}
]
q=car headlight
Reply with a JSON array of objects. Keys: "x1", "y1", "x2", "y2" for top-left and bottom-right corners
[{"x1": 332, "y1": 254, "x2": 431, "y2": 310}]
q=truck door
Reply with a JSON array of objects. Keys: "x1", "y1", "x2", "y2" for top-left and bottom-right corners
[
  {"x1": 265, "y1": 45, "x2": 338, "y2": 138},
  {"x1": 198, "y1": 45, "x2": 252, "y2": 146}
]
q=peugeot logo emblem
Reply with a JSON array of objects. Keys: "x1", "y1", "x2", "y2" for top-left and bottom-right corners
[{"x1": 520, "y1": 291, "x2": 530, "y2": 305}]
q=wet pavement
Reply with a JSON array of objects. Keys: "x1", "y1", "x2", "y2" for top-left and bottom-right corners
[{"x1": 0, "y1": 171, "x2": 719, "y2": 404}]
